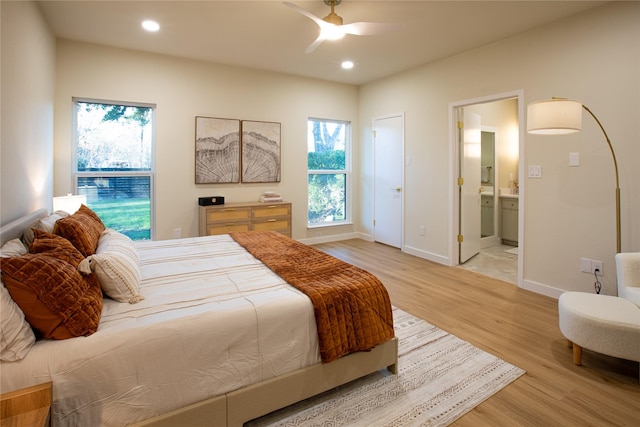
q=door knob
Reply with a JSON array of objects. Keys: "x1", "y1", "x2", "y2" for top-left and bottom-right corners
[{"x1": 391, "y1": 187, "x2": 402, "y2": 192}]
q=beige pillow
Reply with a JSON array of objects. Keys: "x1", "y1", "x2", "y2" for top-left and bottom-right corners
[
  {"x1": 0, "y1": 280, "x2": 36, "y2": 361},
  {"x1": 0, "y1": 238, "x2": 28, "y2": 258},
  {"x1": 21, "y1": 211, "x2": 69, "y2": 248},
  {"x1": 80, "y1": 229, "x2": 144, "y2": 304},
  {"x1": 0, "y1": 239, "x2": 35, "y2": 361}
]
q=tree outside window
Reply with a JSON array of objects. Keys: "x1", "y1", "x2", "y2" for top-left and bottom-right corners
[
  {"x1": 74, "y1": 99, "x2": 154, "y2": 240},
  {"x1": 307, "y1": 119, "x2": 350, "y2": 225}
]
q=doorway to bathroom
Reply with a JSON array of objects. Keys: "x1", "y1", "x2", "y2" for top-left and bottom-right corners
[{"x1": 450, "y1": 91, "x2": 523, "y2": 286}]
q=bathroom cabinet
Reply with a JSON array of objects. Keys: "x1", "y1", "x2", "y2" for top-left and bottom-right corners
[
  {"x1": 501, "y1": 197, "x2": 518, "y2": 245},
  {"x1": 481, "y1": 195, "x2": 494, "y2": 237}
]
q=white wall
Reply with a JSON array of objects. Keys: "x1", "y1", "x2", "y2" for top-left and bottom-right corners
[
  {"x1": 53, "y1": 41, "x2": 360, "y2": 240},
  {"x1": 0, "y1": 1, "x2": 55, "y2": 224},
  {"x1": 358, "y1": 2, "x2": 640, "y2": 296}
]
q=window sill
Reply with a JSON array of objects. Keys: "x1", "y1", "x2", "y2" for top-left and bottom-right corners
[{"x1": 307, "y1": 222, "x2": 353, "y2": 229}]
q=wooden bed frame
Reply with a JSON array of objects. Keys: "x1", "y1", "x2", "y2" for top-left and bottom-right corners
[{"x1": 1, "y1": 209, "x2": 398, "y2": 427}]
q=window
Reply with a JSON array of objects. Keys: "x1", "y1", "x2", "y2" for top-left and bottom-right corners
[
  {"x1": 73, "y1": 99, "x2": 154, "y2": 240},
  {"x1": 307, "y1": 118, "x2": 350, "y2": 225}
]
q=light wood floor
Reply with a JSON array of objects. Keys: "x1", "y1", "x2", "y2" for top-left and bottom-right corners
[{"x1": 313, "y1": 239, "x2": 640, "y2": 426}]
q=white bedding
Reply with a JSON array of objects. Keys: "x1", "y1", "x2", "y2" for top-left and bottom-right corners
[{"x1": 0, "y1": 234, "x2": 320, "y2": 426}]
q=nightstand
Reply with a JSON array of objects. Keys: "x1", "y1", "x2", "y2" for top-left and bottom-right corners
[{"x1": 0, "y1": 381, "x2": 52, "y2": 427}]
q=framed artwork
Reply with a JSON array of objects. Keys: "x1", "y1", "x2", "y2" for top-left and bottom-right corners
[
  {"x1": 241, "y1": 120, "x2": 281, "y2": 183},
  {"x1": 195, "y1": 117, "x2": 240, "y2": 184}
]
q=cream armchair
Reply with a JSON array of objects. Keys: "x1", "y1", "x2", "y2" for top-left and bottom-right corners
[
  {"x1": 616, "y1": 252, "x2": 640, "y2": 306},
  {"x1": 558, "y1": 252, "x2": 640, "y2": 378}
]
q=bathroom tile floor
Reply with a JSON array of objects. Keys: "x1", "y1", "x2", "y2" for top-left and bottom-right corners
[{"x1": 457, "y1": 244, "x2": 518, "y2": 284}]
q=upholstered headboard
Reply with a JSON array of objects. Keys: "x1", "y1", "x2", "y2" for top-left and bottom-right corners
[{"x1": 0, "y1": 209, "x2": 48, "y2": 245}]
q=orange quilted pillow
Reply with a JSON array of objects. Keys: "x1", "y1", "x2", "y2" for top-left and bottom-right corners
[
  {"x1": 53, "y1": 204, "x2": 105, "y2": 257},
  {"x1": 29, "y1": 229, "x2": 85, "y2": 266},
  {"x1": 0, "y1": 231, "x2": 103, "y2": 340}
]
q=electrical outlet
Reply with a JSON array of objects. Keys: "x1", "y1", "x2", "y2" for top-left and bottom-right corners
[
  {"x1": 419, "y1": 225, "x2": 425, "y2": 236},
  {"x1": 173, "y1": 228, "x2": 182, "y2": 239},
  {"x1": 581, "y1": 258, "x2": 603, "y2": 276},
  {"x1": 592, "y1": 260, "x2": 603, "y2": 276}
]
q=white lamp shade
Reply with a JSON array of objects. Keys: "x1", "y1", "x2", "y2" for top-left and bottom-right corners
[
  {"x1": 53, "y1": 194, "x2": 87, "y2": 214},
  {"x1": 527, "y1": 99, "x2": 583, "y2": 135}
]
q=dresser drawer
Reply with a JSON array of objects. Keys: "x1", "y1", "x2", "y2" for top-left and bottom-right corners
[
  {"x1": 205, "y1": 207, "x2": 251, "y2": 223},
  {"x1": 252, "y1": 218, "x2": 291, "y2": 234},
  {"x1": 502, "y1": 200, "x2": 518, "y2": 210},
  {"x1": 252, "y1": 204, "x2": 290, "y2": 220},
  {"x1": 205, "y1": 222, "x2": 251, "y2": 235}
]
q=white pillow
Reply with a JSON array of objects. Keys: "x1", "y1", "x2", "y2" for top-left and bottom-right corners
[
  {"x1": 0, "y1": 281, "x2": 36, "y2": 361},
  {"x1": 0, "y1": 238, "x2": 35, "y2": 361},
  {"x1": 21, "y1": 210, "x2": 69, "y2": 248},
  {"x1": 0, "y1": 238, "x2": 28, "y2": 258},
  {"x1": 79, "y1": 229, "x2": 144, "y2": 304}
]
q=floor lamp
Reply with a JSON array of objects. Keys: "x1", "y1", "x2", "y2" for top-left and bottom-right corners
[{"x1": 527, "y1": 98, "x2": 621, "y2": 254}]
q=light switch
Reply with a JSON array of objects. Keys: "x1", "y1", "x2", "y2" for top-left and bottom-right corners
[
  {"x1": 569, "y1": 152, "x2": 580, "y2": 167},
  {"x1": 528, "y1": 165, "x2": 542, "y2": 178}
]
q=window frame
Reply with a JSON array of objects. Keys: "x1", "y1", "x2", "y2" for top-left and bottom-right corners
[
  {"x1": 306, "y1": 117, "x2": 352, "y2": 228},
  {"x1": 72, "y1": 97, "x2": 156, "y2": 240}
]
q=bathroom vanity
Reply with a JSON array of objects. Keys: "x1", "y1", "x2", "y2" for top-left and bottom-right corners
[{"x1": 500, "y1": 194, "x2": 518, "y2": 245}]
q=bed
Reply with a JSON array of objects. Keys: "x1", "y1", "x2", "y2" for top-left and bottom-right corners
[{"x1": 0, "y1": 208, "x2": 398, "y2": 427}]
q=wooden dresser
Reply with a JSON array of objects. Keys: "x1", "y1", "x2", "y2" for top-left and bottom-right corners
[{"x1": 199, "y1": 201, "x2": 291, "y2": 237}]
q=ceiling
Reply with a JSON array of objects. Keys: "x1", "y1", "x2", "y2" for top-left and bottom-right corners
[{"x1": 37, "y1": 0, "x2": 608, "y2": 85}]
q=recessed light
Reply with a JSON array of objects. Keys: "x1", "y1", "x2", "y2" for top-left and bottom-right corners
[
  {"x1": 142, "y1": 20, "x2": 160, "y2": 32},
  {"x1": 341, "y1": 60, "x2": 354, "y2": 70}
]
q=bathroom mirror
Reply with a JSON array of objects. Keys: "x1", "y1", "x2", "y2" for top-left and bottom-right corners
[
  {"x1": 480, "y1": 131, "x2": 495, "y2": 238},
  {"x1": 481, "y1": 131, "x2": 495, "y2": 186}
]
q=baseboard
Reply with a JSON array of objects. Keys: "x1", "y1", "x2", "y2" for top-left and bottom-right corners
[
  {"x1": 300, "y1": 235, "x2": 449, "y2": 266},
  {"x1": 481, "y1": 236, "x2": 501, "y2": 249},
  {"x1": 521, "y1": 279, "x2": 563, "y2": 299},
  {"x1": 298, "y1": 232, "x2": 363, "y2": 245},
  {"x1": 301, "y1": 235, "x2": 563, "y2": 301},
  {"x1": 402, "y1": 245, "x2": 450, "y2": 265}
]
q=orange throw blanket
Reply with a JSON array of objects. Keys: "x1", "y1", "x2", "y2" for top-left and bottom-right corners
[{"x1": 230, "y1": 231, "x2": 394, "y2": 363}]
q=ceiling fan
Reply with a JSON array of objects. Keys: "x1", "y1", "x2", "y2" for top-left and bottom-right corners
[{"x1": 283, "y1": 0, "x2": 403, "y2": 53}]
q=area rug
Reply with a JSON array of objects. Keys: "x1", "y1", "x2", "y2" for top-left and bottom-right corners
[{"x1": 247, "y1": 307, "x2": 525, "y2": 427}]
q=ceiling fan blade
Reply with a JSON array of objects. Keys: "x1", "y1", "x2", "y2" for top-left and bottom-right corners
[
  {"x1": 305, "y1": 35, "x2": 327, "y2": 54},
  {"x1": 284, "y1": 1, "x2": 403, "y2": 53},
  {"x1": 283, "y1": 1, "x2": 326, "y2": 28},
  {"x1": 341, "y1": 21, "x2": 404, "y2": 36}
]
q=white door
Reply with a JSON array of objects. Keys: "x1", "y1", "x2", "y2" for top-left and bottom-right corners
[
  {"x1": 373, "y1": 115, "x2": 403, "y2": 248},
  {"x1": 459, "y1": 109, "x2": 482, "y2": 263}
]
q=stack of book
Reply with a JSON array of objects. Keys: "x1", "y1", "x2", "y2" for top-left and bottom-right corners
[{"x1": 258, "y1": 192, "x2": 283, "y2": 203}]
